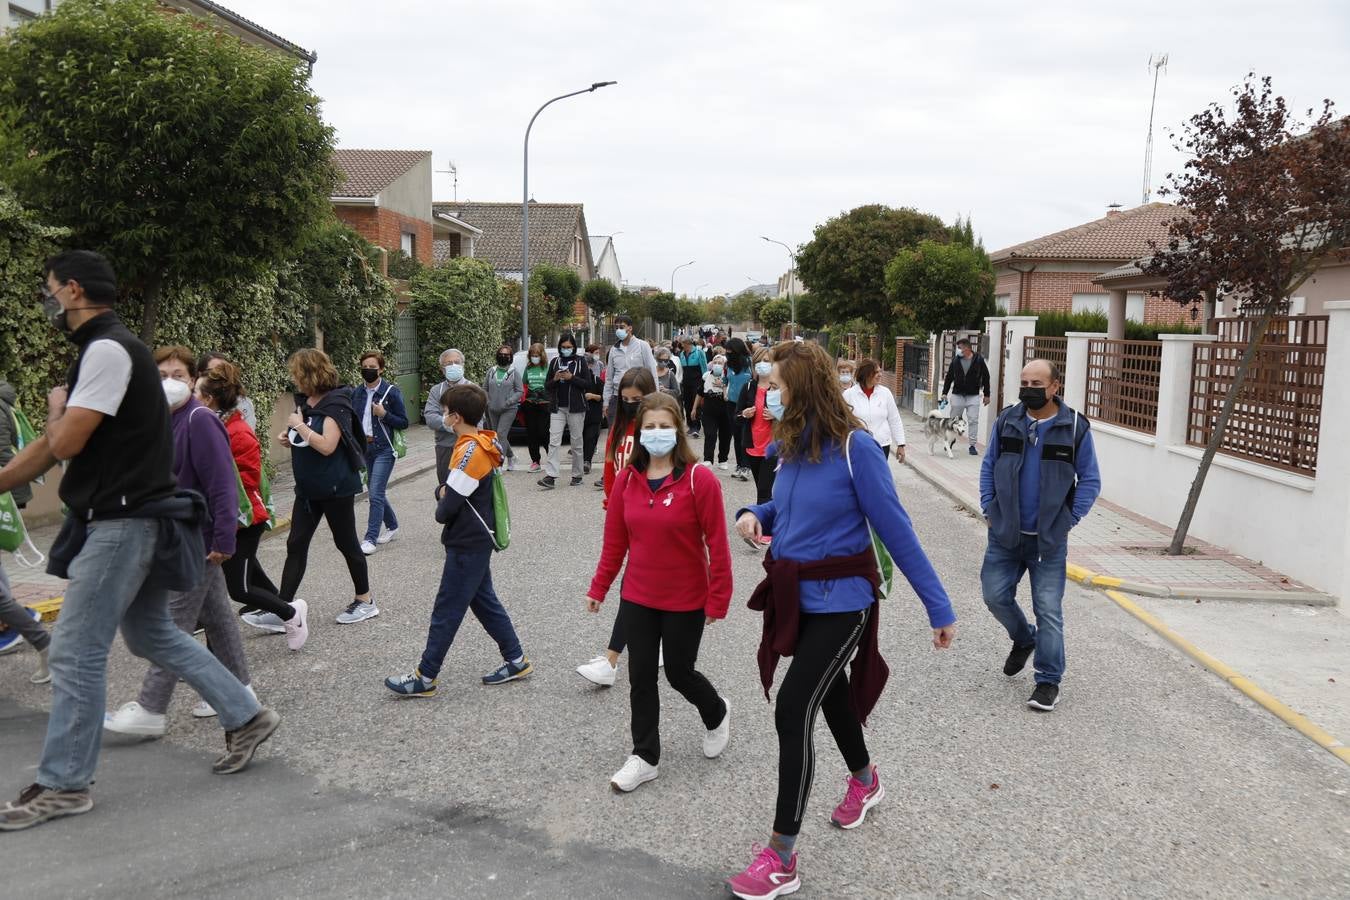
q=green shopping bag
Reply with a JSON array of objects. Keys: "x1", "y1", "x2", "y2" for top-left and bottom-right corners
[
  {"x1": 390, "y1": 427, "x2": 408, "y2": 460},
  {"x1": 0, "y1": 491, "x2": 43, "y2": 567},
  {"x1": 845, "y1": 431, "x2": 895, "y2": 599},
  {"x1": 234, "y1": 463, "x2": 278, "y2": 529},
  {"x1": 9, "y1": 406, "x2": 37, "y2": 450},
  {"x1": 467, "y1": 470, "x2": 511, "y2": 551}
]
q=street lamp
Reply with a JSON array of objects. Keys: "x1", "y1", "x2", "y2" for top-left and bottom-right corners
[
  {"x1": 520, "y1": 81, "x2": 617, "y2": 349},
  {"x1": 694, "y1": 281, "x2": 709, "y2": 298},
  {"x1": 761, "y1": 236, "x2": 796, "y2": 338},
  {"x1": 670, "y1": 260, "x2": 695, "y2": 294}
]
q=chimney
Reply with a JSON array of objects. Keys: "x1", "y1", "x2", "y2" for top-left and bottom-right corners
[{"x1": 1106, "y1": 203, "x2": 1123, "y2": 218}]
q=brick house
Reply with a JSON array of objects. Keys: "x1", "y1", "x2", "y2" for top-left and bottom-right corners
[{"x1": 989, "y1": 203, "x2": 1194, "y2": 327}]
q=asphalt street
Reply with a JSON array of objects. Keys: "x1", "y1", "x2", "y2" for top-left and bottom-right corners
[{"x1": 2, "y1": 444, "x2": 1349, "y2": 899}]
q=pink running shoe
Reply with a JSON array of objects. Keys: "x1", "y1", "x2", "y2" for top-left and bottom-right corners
[
  {"x1": 726, "y1": 844, "x2": 800, "y2": 899},
  {"x1": 831, "y1": 765, "x2": 884, "y2": 829}
]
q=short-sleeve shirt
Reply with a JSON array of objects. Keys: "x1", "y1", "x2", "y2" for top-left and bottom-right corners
[{"x1": 67, "y1": 340, "x2": 133, "y2": 415}]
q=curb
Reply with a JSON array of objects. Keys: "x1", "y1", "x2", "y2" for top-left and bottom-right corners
[
  {"x1": 1097, "y1": 584, "x2": 1350, "y2": 769},
  {"x1": 904, "y1": 459, "x2": 1336, "y2": 608}
]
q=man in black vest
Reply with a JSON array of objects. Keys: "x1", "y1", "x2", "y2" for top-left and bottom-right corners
[{"x1": 0, "y1": 251, "x2": 280, "y2": 832}]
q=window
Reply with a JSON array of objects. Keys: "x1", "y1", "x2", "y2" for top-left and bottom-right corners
[
  {"x1": 995, "y1": 294, "x2": 1011, "y2": 314},
  {"x1": 400, "y1": 232, "x2": 414, "y2": 258},
  {"x1": 1072, "y1": 292, "x2": 1144, "y2": 322}
]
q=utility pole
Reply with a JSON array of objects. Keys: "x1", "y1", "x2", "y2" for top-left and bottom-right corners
[{"x1": 1143, "y1": 53, "x2": 1168, "y2": 204}]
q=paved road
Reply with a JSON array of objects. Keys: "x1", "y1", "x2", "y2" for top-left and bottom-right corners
[{"x1": 2, "y1": 450, "x2": 1348, "y2": 898}]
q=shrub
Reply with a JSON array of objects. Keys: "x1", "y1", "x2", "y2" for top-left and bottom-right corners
[
  {"x1": 0, "y1": 186, "x2": 71, "y2": 420},
  {"x1": 410, "y1": 258, "x2": 506, "y2": 387},
  {"x1": 1031, "y1": 310, "x2": 1199, "y2": 341}
]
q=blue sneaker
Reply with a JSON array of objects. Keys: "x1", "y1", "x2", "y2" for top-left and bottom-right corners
[
  {"x1": 385, "y1": 671, "x2": 437, "y2": 698},
  {"x1": 0, "y1": 607, "x2": 36, "y2": 655},
  {"x1": 482, "y1": 657, "x2": 533, "y2": 686}
]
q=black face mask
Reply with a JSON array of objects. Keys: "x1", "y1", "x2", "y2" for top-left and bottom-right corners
[
  {"x1": 361, "y1": 367, "x2": 380, "y2": 384},
  {"x1": 1019, "y1": 386, "x2": 1051, "y2": 410},
  {"x1": 621, "y1": 399, "x2": 641, "y2": 416},
  {"x1": 496, "y1": 354, "x2": 512, "y2": 366},
  {"x1": 43, "y1": 295, "x2": 104, "y2": 337}
]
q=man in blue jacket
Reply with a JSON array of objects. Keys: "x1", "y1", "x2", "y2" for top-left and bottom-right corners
[
  {"x1": 979, "y1": 359, "x2": 1101, "y2": 712},
  {"x1": 354, "y1": 351, "x2": 409, "y2": 555}
]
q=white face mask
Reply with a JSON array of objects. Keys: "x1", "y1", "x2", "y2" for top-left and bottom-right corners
[
  {"x1": 162, "y1": 378, "x2": 191, "y2": 410},
  {"x1": 839, "y1": 373, "x2": 854, "y2": 385}
]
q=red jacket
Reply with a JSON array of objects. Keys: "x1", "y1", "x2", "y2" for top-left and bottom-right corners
[
  {"x1": 601, "y1": 421, "x2": 636, "y2": 509},
  {"x1": 588, "y1": 463, "x2": 733, "y2": 618},
  {"x1": 225, "y1": 410, "x2": 268, "y2": 527}
]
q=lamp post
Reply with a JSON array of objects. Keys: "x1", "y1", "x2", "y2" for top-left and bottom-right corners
[
  {"x1": 670, "y1": 260, "x2": 695, "y2": 294},
  {"x1": 761, "y1": 236, "x2": 796, "y2": 338},
  {"x1": 521, "y1": 81, "x2": 617, "y2": 349}
]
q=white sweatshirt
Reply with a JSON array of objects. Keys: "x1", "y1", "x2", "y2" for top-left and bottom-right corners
[{"x1": 843, "y1": 383, "x2": 905, "y2": 448}]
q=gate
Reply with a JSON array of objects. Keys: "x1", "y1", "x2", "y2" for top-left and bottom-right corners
[
  {"x1": 394, "y1": 309, "x2": 421, "y2": 411},
  {"x1": 900, "y1": 341, "x2": 930, "y2": 409}
]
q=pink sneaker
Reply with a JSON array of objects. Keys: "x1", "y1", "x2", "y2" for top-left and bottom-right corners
[
  {"x1": 726, "y1": 844, "x2": 800, "y2": 899},
  {"x1": 831, "y1": 765, "x2": 884, "y2": 829},
  {"x1": 284, "y1": 599, "x2": 309, "y2": 651}
]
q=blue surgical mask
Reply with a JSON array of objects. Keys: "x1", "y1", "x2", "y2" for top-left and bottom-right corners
[
  {"x1": 755, "y1": 362, "x2": 772, "y2": 377},
  {"x1": 765, "y1": 388, "x2": 785, "y2": 420},
  {"x1": 710, "y1": 363, "x2": 724, "y2": 376},
  {"x1": 445, "y1": 363, "x2": 464, "y2": 382},
  {"x1": 529, "y1": 356, "x2": 541, "y2": 365},
  {"x1": 640, "y1": 428, "x2": 678, "y2": 457},
  {"x1": 615, "y1": 328, "x2": 629, "y2": 341},
  {"x1": 560, "y1": 347, "x2": 574, "y2": 358}
]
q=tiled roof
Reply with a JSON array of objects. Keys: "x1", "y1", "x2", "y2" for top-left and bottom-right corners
[
  {"x1": 990, "y1": 202, "x2": 1183, "y2": 264},
  {"x1": 432, "y1": 201, "x2": 592, "y2": 274},
  {"x1": 181, "y1": 1, "x2": 316, "y2": 63},
  {"x1": 332, "y1": 150, "x2": 431, "y2": 199}
]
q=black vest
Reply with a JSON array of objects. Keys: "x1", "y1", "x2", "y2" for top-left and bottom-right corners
[{"x1": 60, "y1": 313, "x2": 176, "y2": 519}]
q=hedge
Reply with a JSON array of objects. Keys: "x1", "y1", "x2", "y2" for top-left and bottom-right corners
[{"x1": 410, "y1": 257, "x2": 507, "y2": 388}]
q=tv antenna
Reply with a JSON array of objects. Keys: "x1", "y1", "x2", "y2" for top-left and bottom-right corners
[
  {"x1": 436, "y1": 161, "x2": 458, "y2": 202},
  {"x1": 1142, "y1": 53, "x2": 1168, "y2": 204}
]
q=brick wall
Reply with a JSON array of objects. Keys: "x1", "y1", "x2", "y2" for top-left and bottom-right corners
[
  {"x1": 334, "y1": 206, "x2": 434, "y2": 265},
  {"x1": 1000, "y1": 269, "x2": 1191, "y2": 325}
]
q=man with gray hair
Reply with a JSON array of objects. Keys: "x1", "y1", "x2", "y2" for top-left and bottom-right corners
[{"x1": 424, "y1": 348, "x2": 475, "y2": 485}]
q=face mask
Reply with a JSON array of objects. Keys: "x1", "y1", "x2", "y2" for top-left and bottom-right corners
[
  {"x1": 445, "y1": 363, "x2": 464, "y2": 382},
  {"x1": 621, "y1": 398, "x2": 641, "y2": 416},
  {"x1": 162, "y1": 378, "x2": 191, "y2": 410},
  {"x1": 765, "y1": 388, "x2": 785, "y2": 421},
  {"x1": 640, "y1": 428, "x2": 678, "y2": 457},
  {"x1": 496, "y1": 354, "x2": 512, "y2": 366},
  {"x1": 839, "y1": 373, "x2": 854, "y2": 385},
  {"x1": 42, "y1": 295, "x2": 71, "y2": 333},
  {"x1": 710, "y1": 364, "x2": 724, "y2": 377},
  {"x1": 1019, "y1": 386, "x2": 1051, "y2": 411},
  {"x1": 529, "y1": 356, "x2": 541, "y2": 366},
  {"x1": 755, "y1": 362, "x2": 772, "y2": 378},
  {"x1": 560, "y1": 347, "x2": 574, "y2": 358},
  {"x1": 361, "y1": 367, "x2": 380, "y2": 384},
  {"x1": 615, "y1": 328, "x2": 629, "y2": 341}
]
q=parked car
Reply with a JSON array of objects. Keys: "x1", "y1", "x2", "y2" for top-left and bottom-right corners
[{"x1": 504, "y1": 347, "x2": 580, "y2": 446}]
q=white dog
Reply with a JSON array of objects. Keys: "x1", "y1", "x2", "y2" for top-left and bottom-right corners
[{"x1": 925, "y1": 410, "x2": 968, "y2": 459}]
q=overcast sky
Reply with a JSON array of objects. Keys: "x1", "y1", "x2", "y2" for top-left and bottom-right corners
[{"x1": 229, "y1": 0, "x2": 1350, "y2": 298}]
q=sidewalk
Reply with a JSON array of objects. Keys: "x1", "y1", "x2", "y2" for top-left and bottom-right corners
[
  {"x1": 3, "y1": 424, "x2": 441, "y2": 616},
  {"x1": 898, "y1": 411, "x2": 1330, "y2": 604}
]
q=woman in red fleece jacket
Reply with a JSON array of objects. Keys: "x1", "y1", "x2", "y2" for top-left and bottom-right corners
[{"x1": 586, "y1": 392, "x2": 733, "y2": 794}]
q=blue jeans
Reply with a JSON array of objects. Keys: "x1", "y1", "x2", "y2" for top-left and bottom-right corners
[
  {"x1": 980, "y1": 533, "x2": 1068, "y2": 685},
  {"x1": 38, "y1": 518, "x2": 260, "y2": 791},
  {"x1": 364, "y1": 447, "x2": 399, "y2": 543},
  {"x1": 418, "y1": 545, "x2": 523, "y2": 681}
]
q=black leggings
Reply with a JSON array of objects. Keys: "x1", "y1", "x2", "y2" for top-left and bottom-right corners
[
  {"x1": 222, "y1": 523, "x2": 294, "y2": 620},
  {"x1": 681, "y1": 378, "x2": 701, "y2": 427},
  {"x1": 607, "y1": 601, "x2": 628, "y2": 654},
  {"x1": 622, "y1": 600, "x2": 725, "y2": 766},
  {"x1": 774, "y1": 608, "x2": 871, "y2": 836},
  {"x1": 747, "y1": 454, "x2": 777, "y2": 505},
  {"x1": 701, "y1": 396, "x2": 733, "y2": 463},
  {"x1": 523, "y1": 403, "x2": 550, "y2": 464},
  {"x1": 280, "y1": 495, "x2": 370, "y2": 602}
]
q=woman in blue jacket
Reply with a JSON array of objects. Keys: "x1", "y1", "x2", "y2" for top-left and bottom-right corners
[
  {"x1": 726, "y1": 341, "x2": 957, "y2": 900},
  {"x1": 354, "y1": 351, "x2": 409, "y2": 555}
]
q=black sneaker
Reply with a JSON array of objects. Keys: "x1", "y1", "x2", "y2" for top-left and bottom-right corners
[
  {"x1": 1027, "y1": 683, "x2": 1059, "y2": 711},
  {"x1": 570, "y1": 476, "x2": 584, "y2": 487},
  {"x1": 538, "y1": 476, "x2": 556, "y2": 490},
  {"x1": 968, "y1": 444, "x2": 978, "y2": 456},
  {"x1": 1003, "y1": 641, "x2": 1035, "y2": 676},
  {"x1": 593, "y1": 478, "x2": 604, "y2": 488},
  {"x1": 584, "y1": 462, "x2": 592, "y2": 475}
]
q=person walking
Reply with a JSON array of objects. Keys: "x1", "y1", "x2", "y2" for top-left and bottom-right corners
[
  {"x1": 104, "y1": 347, "x2": 257, "y2": 735},
  {"x1": 678, "y1": 336, "x2": 708, "y2": 436},
  {"x1": 384, "y1": 383, "x2": 532, "y2": 696},
  {"x1": 0, "y1": 251, "x2": 276, "y2": 831},
  {"x1": 723, "y1": 338, "x2": 753, "y2": 481},
  {"x1": 272, "y1": 349, "x2": 378, "y2": 626},
  {"x1": 354, "y1": 351, "x2": 409, "y2": 555},
  {"x1": 576, "y1": 367, "x2": 658, "y2": 686},
  {"x1": 484, "y1": 344, "x2": 524, "y2": 473},
  {"x1": 521, "y1": 343, "x2": 551, "y2": 473},
  {"x1": 737, "y1": 349, "x2": 778, "y2": 514},
  {"x1": 195, "y1": 363, "x2": 307, "y2": 650},
  {"x1": 941, "y1": 337, "x2": 991, "y2": 455},
  {"x1": 424, "y1": 348, "x2": 475, "y2": 485},
  {"x1": 692, "y1": 352, "x2": 733, "y2": 470},
  {"x1": 198, "y1": 351, "x2": 258, "y2": 431},
  {"x1": 843, "y1": 358, "x2": 906, "y2": 463},
  {"x1": 540, "y1": 332, "x2": 595, "y2": 490},
  {"x1": 586, "y1": 392, "x2": 732, "y2": 793},
  {"x1": 980, "y1": 359, "x2": 1100, "y2": 712},
  {"x1": 726, "y1": 341, "x2": 956, "y2": 898},
  {"x1": 602, "y1": 314, "x2": 657, "y2": 424},
  {"x1": 653, "y1": 347, "x2": 681, "y2": 399},
  {"x1": 0, "y1": 380, "x2": 51, "y2": 683},
  {"x1": 581, "y1": 343, "x2": 605, "y2": 475}
]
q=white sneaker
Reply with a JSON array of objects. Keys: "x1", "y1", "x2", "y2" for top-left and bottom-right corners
[
  {"x1": 104, "y1": 701, "x2": 166, "y2": 737},
  {"x1": 376, "y1": 527, "x2": 399, "y2": 546},
  {"x1": 284, "y1": 599, "x2": 310, "y2": 651},
  {"x1": 658, "y1": 644, "x2": 664, "y2": 669},
  {"x1": 506, "y1": 459, "x2": 517, "y2": 472},
  {"x1": 700, "y1": 460, "x2": 713, "y2": 468},
  {"x1": 31, "y1": 647, "x2": 51, "y2": 685},
  {"x1": 717, "y1": 461, "x2": 730, "y2": 471},
  {"x1": 576, "y1": 655, "x2": 617, "y2": 687},
  {"x1": 360, "y1": 540, "x2": 378, "y2": 556},
  {"x1": 192, "y1": 683, "x2": 256, "y2": 719},
  {"x1": 610, "y1": 755, "x2": 659, "y2": 793},
  {"x1": 242, "y1": 610, "x2": 286, "y2": 634},
  {"x1": 703, "y1": 696, "x2": 730, "y2": 758}
]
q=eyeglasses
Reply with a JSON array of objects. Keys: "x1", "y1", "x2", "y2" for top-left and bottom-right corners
[{"x1": 40, "y1": 282, "x2": 68, "y2": 301}]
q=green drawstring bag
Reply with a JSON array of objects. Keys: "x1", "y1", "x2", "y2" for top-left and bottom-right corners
[
  {"x1": 467, "y1": 471, "x2": 511, "y2": 551},
  {"x1": 844, "y1": 431, "x2": 895, "y2": 600},
  {"x1": 0, "y1": 491, "x2": 44, "y2": 567}
]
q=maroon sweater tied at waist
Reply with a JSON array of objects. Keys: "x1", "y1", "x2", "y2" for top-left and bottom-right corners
[{"x1": 746, "y1": 549, "x2": 889, "y2": 725}]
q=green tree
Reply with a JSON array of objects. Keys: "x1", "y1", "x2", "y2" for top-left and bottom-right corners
[
  {"x1": 730, "y1": 291, "x2": 767, "y2": 325},
  {"x1": 0, "y1": 185, "x2": 71, "y2": 418},
  {"x1": 581, "y1": 278, "x2": 620, "y2": 316},
  {"x1": 795, "y1": 204, "x2": 949, "y2": 336},
  {"x1": 883, "y1": 239, "x2": 995, "y2": 335},
  {"x1": 703, "y1": 295, "x2": 730, "y2": 322},
  {"x1": 759, "y1": 298, "x2": 792, "y2": 335},
  {"x1": 529, "y1": 263, "x2": 583, "y2": 329},
  {"x1": 0, "y1": 0, "x2": 336, "y2": 342},
  {"x1": 676, "y1": 299, "x2": 702, "y2": 328},
  {"x1": 385, "y1": 249, "x2": 424, "y2": 282},
  {"x1": 794, "y1": 293, "x2": 829, "y2": 331},
  {"x1": 616, "y1": 288, "x2": 650, "y2": 323},
  {"x1": 647, "y1": 292, "x2": 679, "y2": 329},
  {"x1": 411, "y1": 258, "x2": 506, "y2": 388}
]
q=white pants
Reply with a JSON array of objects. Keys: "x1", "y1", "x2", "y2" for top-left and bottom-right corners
[
  {"x1": 546, "y1": 409, "x2": 587, "y2": 478},
  {"x1": 948, "y1": 393, "x2": 982, "y2": 443}
]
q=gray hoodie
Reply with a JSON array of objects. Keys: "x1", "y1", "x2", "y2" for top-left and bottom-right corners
[
  {"x1": 0, "y1": 381, "x2": 34, "y2": 507},
  {"x1": 483, "y1": 365, "x2": 524, "y2": 415}
]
